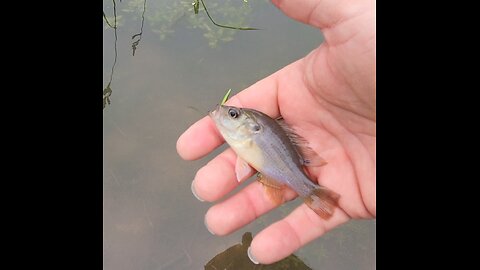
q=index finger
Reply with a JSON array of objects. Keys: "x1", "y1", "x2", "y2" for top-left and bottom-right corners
[{"x1": 176, "y1": 71, "x2": 282, "y2": 161}]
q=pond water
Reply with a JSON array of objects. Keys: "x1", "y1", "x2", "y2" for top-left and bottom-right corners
[{"x1": 103, "y1": 0, "x2": 375, "y2": 269}]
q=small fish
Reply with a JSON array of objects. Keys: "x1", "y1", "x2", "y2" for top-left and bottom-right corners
[{"x1": 209, "y1": 105, "x2": 340, "y2": 219}]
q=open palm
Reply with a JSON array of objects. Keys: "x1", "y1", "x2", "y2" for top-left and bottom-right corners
[{"x1": 177, "y1": 0, "x2": 375, "y2": 264}]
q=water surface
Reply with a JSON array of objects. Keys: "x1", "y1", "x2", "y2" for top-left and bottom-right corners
[{"x1": 103, "y1": 1, "x2": 375, "y2": 269}]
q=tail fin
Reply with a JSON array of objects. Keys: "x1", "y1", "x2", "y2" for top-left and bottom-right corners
[{"x1": 303, "y1": 187, "x2": 340, "y2": 220}]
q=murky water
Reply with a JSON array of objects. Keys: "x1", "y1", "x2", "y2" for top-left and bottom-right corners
[{"x1": 103, "y1": 0, "x2": 375, "y2": 269}]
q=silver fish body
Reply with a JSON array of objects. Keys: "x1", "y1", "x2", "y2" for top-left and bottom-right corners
[
  {"x1": 209, "y1": 105, "x2": 339, "y2": 219},
  {"x1": 241, "y1": 108, "x2": 317, "y2": 197}
]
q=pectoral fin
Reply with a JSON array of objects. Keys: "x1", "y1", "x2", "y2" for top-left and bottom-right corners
[
  {"x1": 256, "y1": 173, "x2": 286, "y2": 205},
  {"x1": 235, "y1": 156, "x2": 255, "y2": 182}
]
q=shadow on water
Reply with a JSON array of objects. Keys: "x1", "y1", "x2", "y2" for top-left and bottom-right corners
[{"x1": 205, "y1": 232, "x2": 312, "y2": 270}]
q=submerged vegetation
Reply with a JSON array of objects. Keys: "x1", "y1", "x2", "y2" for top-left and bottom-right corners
[
  {"x1": 103, "y1": 0, "x2": 261, "y2": 109},
  {"x1": 144, "y1": 0, "x2": 259, "y2": 46},
  {"x1": 131, "y1": 0, "x2": 147, "y2": 56},
  {"x1": 195, "y1": 0, "x2": 259, "y2": 30},
  {"x1": 103, "y1": 0, "x2": 118, "y2": 109}
]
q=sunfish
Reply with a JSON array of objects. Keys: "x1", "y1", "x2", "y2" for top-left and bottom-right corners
[{"x1": 209, "y1": 105, "x2": 339, "y2": 219}]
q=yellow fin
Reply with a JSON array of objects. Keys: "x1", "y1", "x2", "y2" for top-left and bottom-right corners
[{"x1": 256, "y1": 173, "x2": 285, "y2": 205}]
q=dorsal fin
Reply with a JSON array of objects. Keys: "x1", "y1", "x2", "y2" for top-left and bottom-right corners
[{"x1": 275, "y1": 118, "x2": 328, "y2": 167}]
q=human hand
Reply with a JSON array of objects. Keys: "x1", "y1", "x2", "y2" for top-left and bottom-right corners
[{"x1": 177, "y1": 0, "x2": 375, "y2": 264}]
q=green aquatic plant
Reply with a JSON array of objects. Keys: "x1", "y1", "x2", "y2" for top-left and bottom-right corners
[
  {"x1": 188, "y1": 0, "x2": 257, "y2": 47},
  {"x1": 131, "y1": 0, "x2": 147, "y2": 55},
  {"x1": 121, "y1": 0, "x2": 146, "y2": 13},
  {"x1": 103, "y1": 83, "x2": 113, "y2": 109},
  {"x1": 104, "y1": 15, "x2": 124, "y2": 30},
  {"x1": 105, "y1": 0, "x2": 261, "y2": 47},
  {"x1": 146, "y1": 0, "x2": 187, "y2": 40},
  {"x1": 103, "y1": 0, "x2": 119, "y2": 110},
  {"x1": 143, "y1": 0, "x2": 259, "y2": 47},
  {"x1": 199, "y1": 0, "x2": 259, "y2": 30},
  {"x1": 103, "y1": 0, "x2": 124, "y2": 30},
  {"x1": 220, "y1": 88, "x2": 232, "y2": 105},
  {"x1": 103, "y1": 11, "x2": 115, "y2": 28},
  {"x1": 193, "y1": 0, "x2": 200, "y2": 14},
  {"x1": 103, "y1": 0, "x2": 263, "y2": 107}
]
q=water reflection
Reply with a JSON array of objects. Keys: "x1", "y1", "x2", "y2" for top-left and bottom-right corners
[{"x1": 205, "y1": 232, "x2": 312, "y2": 270}]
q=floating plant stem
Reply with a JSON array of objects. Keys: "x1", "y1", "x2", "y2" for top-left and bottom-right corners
[
  {"x1": 104, "y1": 0, "x2": 118, "y2": 109},
  {"x1": 103, "y1": 11, "x2": 115, "y2": 28},
  {"x1": 193, "y1": 0, "x2": 200, "y2": 14},
  {"x1": 200, "y1": 0, "x2": 259, "y2": 30},
  {"x1": 221, "y1": 89, "x2": 232, "y2": 105},
  {"x1": 132, "y1": 0, "x2": 147, "y2": 56}
]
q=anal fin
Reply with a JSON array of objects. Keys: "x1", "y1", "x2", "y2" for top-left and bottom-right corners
[{"x1": 256, "y1": 173, "x2": 286, "y2": 205}]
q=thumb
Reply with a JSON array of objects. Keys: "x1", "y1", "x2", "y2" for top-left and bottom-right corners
[{"x1": 271, "y1": 0, "x2": 370, "y2": 30}]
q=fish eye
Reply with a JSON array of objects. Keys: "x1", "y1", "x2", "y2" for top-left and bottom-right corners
[{"x1": 228, "y1": 108, "x2": 239, "y2": 119}]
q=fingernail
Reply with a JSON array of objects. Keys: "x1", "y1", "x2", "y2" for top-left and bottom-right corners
[
  {"x1": 247, "y1": 247, "x2": 259, "y2": 264},
  {"x1": 204, "y1": 216, "x2": 215, "y2": 235},
  {"x1": 191, "y1": 180, "x2": 204, "y2": 202}
]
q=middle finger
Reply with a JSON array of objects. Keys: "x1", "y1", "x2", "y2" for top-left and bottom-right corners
[
  {"x1": 192, "y1": 148, "x2": 254, "y2": 202},
  {"x1": 204, "y1": 180, "x2": 297, "y2": 236}
]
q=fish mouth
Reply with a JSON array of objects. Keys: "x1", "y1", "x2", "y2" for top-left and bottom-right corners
[{"x1": 208, "y1": 104, "x2": 221, "y2": 118}]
